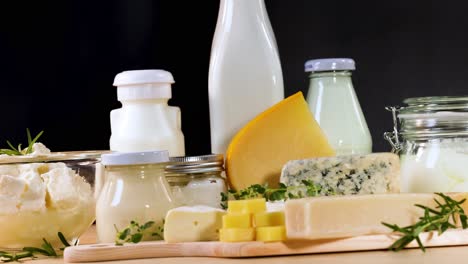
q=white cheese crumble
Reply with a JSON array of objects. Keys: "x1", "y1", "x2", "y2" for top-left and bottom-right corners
[
  {"x1": 0, "y1": 162, "x2": 92, "y2": 214},
  {"x1": 0, "y1": 143, "x2": 95, "y2": 248}
]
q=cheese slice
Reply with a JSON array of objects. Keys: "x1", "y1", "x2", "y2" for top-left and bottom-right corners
[
  {"x1": 285, "y1": 193, "x2": 468, "y2": 240},
  {"x1": 280, "y1": 153, "x2": 400, "y2": 195},
  {"x1": 164, "y1": 206, "x2": 225, "y2": 243},
  {"x1": 226, "y1": 92, "x2": 335, "y2": 189}
]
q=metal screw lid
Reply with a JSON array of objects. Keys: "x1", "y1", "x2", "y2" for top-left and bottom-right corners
[
  {"x1": 385, "y1": 96, "x2": 468, "y2": 153},
  {"x1": 165, "y1": 154, "x2": 224, "y2": 175}
]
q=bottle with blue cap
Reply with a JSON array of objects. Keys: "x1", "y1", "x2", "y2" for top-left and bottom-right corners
[
  {"x1": 109, "y1": 70, "x2": 185, "y2": 156},
  {"x1": 305, "y1": 58, "x2": 372, "y2": 155}
]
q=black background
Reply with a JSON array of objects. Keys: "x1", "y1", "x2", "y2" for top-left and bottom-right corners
[{"x1": 1, "y1": 0, "x2": 467, "y2": 155}]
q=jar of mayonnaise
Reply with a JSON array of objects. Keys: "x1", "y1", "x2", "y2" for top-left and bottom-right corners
[
  {"x1": 96, "y1": 151, "x2": 177, "y2": 243},
  {"x1": 385, "y1": 96, "x2": 468, "y2": 193},
  {"x1": 165, "y1": 154, "x2": 226, "y2": 209}
]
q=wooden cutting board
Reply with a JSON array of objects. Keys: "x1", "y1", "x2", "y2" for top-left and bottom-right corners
[{"x1": 64, "y1": 229, "x2": 468, "y2": 263}]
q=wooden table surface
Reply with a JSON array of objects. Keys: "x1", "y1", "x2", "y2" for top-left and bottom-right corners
[{"x1": 21, "y1": 225, "x2": 468, "y2": 264}]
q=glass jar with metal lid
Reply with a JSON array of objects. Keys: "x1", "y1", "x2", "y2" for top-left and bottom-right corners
[
  {"x1": 165, "y1": 154, "x2": 226, "y2": 209},
  {"x1": 385, "y1": 96, "x2": 468, "y2": 193}
]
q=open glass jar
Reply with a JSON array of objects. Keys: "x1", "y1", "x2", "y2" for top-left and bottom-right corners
[
  {"x1": 385, "y1": 96, "x2": 468, "y2": 192},
  {"x1": 165, "y1": 154, "x2": 226, "y2": 208}
]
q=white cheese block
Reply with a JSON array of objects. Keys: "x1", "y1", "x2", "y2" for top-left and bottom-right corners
[
  {"x1": 164, "y1": 206, "x2": 226, "y2": 243},
  {"x1": 280, "y1": 153, "x2": 400, "y2": 195},
  {"x1": 0, "y1": 165, "x2": 20, "y2": 176},
  {"x1": 19, "y1": 170, "x2": 46, "y2": 211},
  {"x1": 42, "y1": 167, "x2": 92, "y2": 210},
  {"x1": 0, "y1": 175, "x2": 26, "y2": 214},
  {"x1": 285, "y1": 193, "x2": 468, "y2": 240}
]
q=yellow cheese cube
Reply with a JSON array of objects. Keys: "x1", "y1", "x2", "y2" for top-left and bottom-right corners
[
  {"x1": 219, "y1": 228, "x2": 255, "y2": 242},
  {"x1": 256, "y1": 226, "x2": 286, "y2": 242},
  {"x1": 254, "y1": 211, "x2": 285, "y2": 227},
  {"x1": 222, "y1": 213, "x2": 252, "y2": 228},
  {"x1": 227, "y1": 198, "x2": 266, "y2": 214}
]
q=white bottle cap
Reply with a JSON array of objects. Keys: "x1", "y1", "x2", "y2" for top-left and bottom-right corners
[
  {"x1": 305, "y1": 58, "x2": 355, "y2": 72},
  {"x1": 113, "y1": 70, "x2": 175, "y2": 100},
  {"x1": 101, "y1": 150, "x2": 170, "y2": 166}
]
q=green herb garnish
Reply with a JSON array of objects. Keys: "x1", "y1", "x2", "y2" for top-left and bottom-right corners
[
  {"x1": 0, "y1": 128, "x2": 44, "y2": 156},
  {"x1": 115, "y1": 220, "x2": 165, "y2": 246},
  {"x1": 0, "y1": 232, "x2": 74, "y2": 262},
  {"x1": 221, "y1": 180, "x2": 329, "y2": 209},
  {"x1": 382, "y1": 193, "x2": 468, "y2": 252}
]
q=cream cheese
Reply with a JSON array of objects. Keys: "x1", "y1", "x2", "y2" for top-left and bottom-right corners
[{"x1": 0, "y1": 144, "x2": 95, "y2": 248}]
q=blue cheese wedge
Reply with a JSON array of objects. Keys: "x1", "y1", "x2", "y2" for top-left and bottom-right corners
[{"x1": 280, "y1": 153, "x2": 400, "y2": 195}]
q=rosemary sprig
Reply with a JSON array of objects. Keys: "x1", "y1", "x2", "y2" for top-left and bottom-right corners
[
  {"x1": 0, "y1": 232, "x2": 74, "y2": 262},
  {"x1": 382, "y1": 193, "x2": 468, "y2": 252},
  {"x1": 0, "y1": 129, "x2": 44, "y2": 156},
  {"x1": 115, "y1": 220, "x2": 165, "y2": 246},
  {"x1": 221, "y1": 180, "x2": 329, "y2": 209}
]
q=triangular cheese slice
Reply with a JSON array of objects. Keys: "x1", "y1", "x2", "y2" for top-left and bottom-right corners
[{"x1": 226, "y1": 92, "x2": 335, "y2": 190}]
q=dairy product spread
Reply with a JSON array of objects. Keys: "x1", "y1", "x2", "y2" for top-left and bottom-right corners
[{"x1": 0, "y1": 143, "x2": 95, "y2": 248}]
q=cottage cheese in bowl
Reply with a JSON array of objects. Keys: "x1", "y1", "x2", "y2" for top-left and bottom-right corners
[{"x1": 0, "y1": 143, "x2": 97, "y2": 249}]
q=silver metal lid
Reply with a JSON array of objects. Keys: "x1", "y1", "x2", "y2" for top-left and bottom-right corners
[
  {"x1": 400, "y1": 96, "x2": 468, "y2": 114},
  {"x1": 305, "y1": 58, "x2": 355, "y2": 72},
  {"x1": 166, "y1": 154, "x2": 224, "y2": 175},
  {"x1": 385, "y1": 96, "x2": 468, "y2": 152}
]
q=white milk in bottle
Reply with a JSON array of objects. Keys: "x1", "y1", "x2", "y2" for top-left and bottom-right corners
[
  {"x1": 305, "y1": 58, "x2": 372, "y2": 155},
  {"x1": 208, "y1": 0, "x2": 284, "y2": 154}
]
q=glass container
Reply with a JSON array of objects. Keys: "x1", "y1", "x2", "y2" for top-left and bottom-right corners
[
  {"x1": 0, "y1": 151, "x2": 102, "y2": 250},
  {"x1": 96, "y1": 151, "x2": 176, "y2": 243},
  {"x1": 306, "y1": 58, "x2": 372, "y2": 155},
  {"x1": 385, "y1": 96, "x2": 468, "y2": 192},
  {"x1": 165, "y1": 154, "x2": 226, "y2": 208}
]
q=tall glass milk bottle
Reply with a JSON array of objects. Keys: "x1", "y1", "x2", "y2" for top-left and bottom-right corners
[
  {"x1": 305, "y1": 58, "x2": 372, "y2": 155},
  {"x1": 208, "y1": 0, "x2": 284, "y2": 154}
]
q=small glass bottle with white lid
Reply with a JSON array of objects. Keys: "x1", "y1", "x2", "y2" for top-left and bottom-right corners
[
  {"x1": 165, "y1": 154, "x2": 226, "y2": 209},
  {"x1": 305, "y1": 58, "x2": 372, "y2": 155},
  {"x1": 96, "y1": 150, "x2": 177, "y2": 243}
]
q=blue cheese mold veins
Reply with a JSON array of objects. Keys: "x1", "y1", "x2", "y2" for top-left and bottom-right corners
[{"x1": 280, "y1": 153, "x2": 400, "y2": 195}]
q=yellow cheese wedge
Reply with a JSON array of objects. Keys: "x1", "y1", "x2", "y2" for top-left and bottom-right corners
[
  {"x1": 254, "y1": 211, "x2": 285, "y2": 227},
  {"x1": 219, "y1": 228, "x2": 255, "y2": 242},
  {"x1": 227, "y1": 198, "x2": 266, "y2": 214},
  {"x1": 222, "y1": 213, "x2": 252, "y2": 228},
  {"x1": 256, "y1": 226, "x2": 286, "y2": 242},
  {"x1": 285, "y1": 193, "x2": 468, "y2": 240},
  {"x1": 225, "y1": 92, "x2": 335, "y2": 189}
]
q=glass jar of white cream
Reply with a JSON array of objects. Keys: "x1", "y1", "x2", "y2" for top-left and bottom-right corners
[
  {"x1": 165, "y1": 154, "x2": 226, "y2": 209},
  {"x1": 96, "y1": 151, "x2": 176, "y2": 243},
  {"x1": 385, "y1": 96, "x2": 468, "y2": 192}
]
